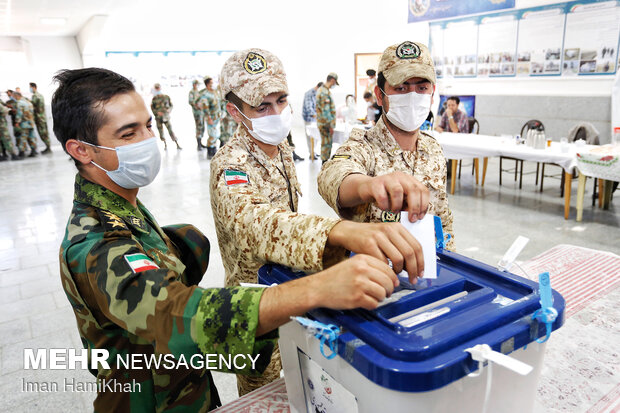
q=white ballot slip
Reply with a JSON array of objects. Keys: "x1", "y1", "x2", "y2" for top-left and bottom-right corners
[{"x1": 399, "y1": 212, "x2": 437, "y2": 279}]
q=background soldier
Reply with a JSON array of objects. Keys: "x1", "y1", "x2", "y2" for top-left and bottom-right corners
[
  {"x1": 316, "y1": 72, "x2": 338, "y2": 163},
  {"x1": 218, "y1": 91, "x2": 236, "y2": 147},
  {"x1": 13, "y1": 91, "x2": 38, "y2": 157},
  {"x1": 197, "y1": 76, "x2": 221, "y2": 158},
  {"x1": 29, "y1": 82, "x2": 52, "y2": 154},
  {"x1": 5, "y1": 90, "x2": 23, "y2": 157},
  {"x1": 151, "y1": 83, "x2": 182, "y2": 150},
  {"x1": 0, "y1": 101, "x2": 19, "y2": 161},
  {"x1": 188, "y1": 79, "x2": 206, "y2": 151}
]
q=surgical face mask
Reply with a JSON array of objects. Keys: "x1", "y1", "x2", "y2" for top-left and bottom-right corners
[
  {"x1": 153, "y1": 90, "x2": 161, "y2": 95},
  {"x1": 381, "y1": 89, "x2": 431, "y2": 132},
  {"x1": 236, "y1": 104, "x2": 292, "y2": 146},
  {"x1": 29, "y1": 87, "x2": 34, "y2": 93},
  {"x1": 81, "y1": 137, "x2": 161, "y2": 189}
]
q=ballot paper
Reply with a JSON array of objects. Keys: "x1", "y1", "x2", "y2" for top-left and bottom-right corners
[{"x1": 399, "y1": 212, "x2": 437, "y2": 279}]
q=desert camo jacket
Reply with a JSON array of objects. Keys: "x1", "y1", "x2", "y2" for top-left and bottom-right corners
[
  {"x1": 210, "y1": 125, "x2": 347, "y2": 288},
  {"x1": 59, "y1": 174, "x2": 277, "y2": 412},
  {"x1": 317, "y1": 117, "x2": 455, "y2": 251}
]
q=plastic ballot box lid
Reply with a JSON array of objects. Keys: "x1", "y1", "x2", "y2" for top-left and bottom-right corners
[{"x1": 258, "y1": 250, "x2": 565, "y2": 392}]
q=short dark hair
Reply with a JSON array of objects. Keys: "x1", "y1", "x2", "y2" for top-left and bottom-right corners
[
  {"x1": 204, "y1": 77, "x2": 213, "y2": 87},
  {"x1": 366, "y1": 69, "x2": 376, "y2": 77},
  {"x1": 52, "y1": 68, "x2": 135, "y2": 167},
  {"x1": 363, "y1": 92, "x2": 372, "y2": 99},
  {"x1": 377, "y1": 72, "x2": 386, "y2": 92},
  {"x1": 29, "y1": 82, "x2": 37, "y2": 88},
  {"x1": 225, "y1": 92, "x2": 247, "y2": 111},
  {"x1": 316, "y1": 82, "x2": 323, "y2": 88},
  {"x1": 447, "y1": 96, "x2": 460, "y2": 105}
]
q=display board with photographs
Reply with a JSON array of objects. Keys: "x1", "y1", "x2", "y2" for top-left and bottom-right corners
[{"x1": 428, "y1": 0, "x2": 619, "y2": 79}]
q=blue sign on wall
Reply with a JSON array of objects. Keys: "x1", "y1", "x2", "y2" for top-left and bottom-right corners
[{"x1": 408, "y1": 0, "x2": 516, "y2": 23}]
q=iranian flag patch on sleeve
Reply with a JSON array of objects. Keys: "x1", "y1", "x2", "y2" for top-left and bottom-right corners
[
  {"x1": 224, "y1": 170, "x2": 250, "y2": 186},
  {"x1": 124, "y1": 253, "x2": 159, "y2": 273}
]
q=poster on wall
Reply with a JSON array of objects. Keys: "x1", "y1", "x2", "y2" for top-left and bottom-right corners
[
  {"x1": 430, "y1": 24, "x2": 445, "y2": 78},
  {"x1": 442, "y1": 20, "x2": 478, "y2": 77},
  {"x1": 563, "y1": 0, "x2": 620, "y2": 76},
  {"x1": 408, "y1": 0, "x2": 516, "y2": 23},
  {"x1": 477, "y1": 13, "x2": 518, "y2": 77},
  {"x1": 516, "y1": 6, "x2": 566, "y2": 76}
]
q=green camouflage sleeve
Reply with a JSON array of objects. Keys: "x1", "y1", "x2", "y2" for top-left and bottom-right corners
[
  {"x1": 210, "y1": 161, "x2": 344, "y2": 272},
  {"x1": 317, "y1": 128, "x2": 374, "y2": 219},
  {"x1": 150, "y1": 98, "x2": 157, "y2": 113},
  {"x1": 0, "y1": 102, "x2": 8, "y2": 115},
  {"x1": 76, "y1": 236, "x2": 274, "y2": 373}
]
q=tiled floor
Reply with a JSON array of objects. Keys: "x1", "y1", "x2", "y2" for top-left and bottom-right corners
[{"x1": 0, "y1": 124, "x2": 618, "y2": 411}]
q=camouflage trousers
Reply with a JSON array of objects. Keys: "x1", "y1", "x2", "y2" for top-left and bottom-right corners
[
  {"x1": 318, "y1": 122, "x2": 334, "y2": 162},
  {"x1": 155, "y1": 118, "x2": 178, "y2": 143},
  {"x1": 14, "y1": 127, "x2": 36, "y2": 152},
  {"x1": 236, "y1": 344, "x2": 281, "y2": 396},
  {"x1": 0, "y1": 122, "x2": 14, "y2": 153},
  {"x1": 219, "y1": 117, "x2": 235, "y2": 146},
  {"x1": 34, "y1": 114, "x2": 50, "y2": 147},
  {"x1": 206, "y1": 120, "x2": 220, "y2": 148},
  {"x1": 193, "y1": 111, "x2": 204, "y2": 139}
]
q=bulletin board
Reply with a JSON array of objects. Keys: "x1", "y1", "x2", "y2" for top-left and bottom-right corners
[{"x1": 429, "y1": 0, "x2": 620, "y2": 79}]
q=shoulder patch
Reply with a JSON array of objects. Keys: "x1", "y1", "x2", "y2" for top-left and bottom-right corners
[
  {"x1": 332, "y1": 154, "x2": 351, "y2": 160},
  {"x1": 98, "y1": 210, "x2": 129, "y2": 231},
  {"x1": 224, "y1": 170, "x2": 250, "y2": 186},
  {"x1": 124, "y1": 253, "x2": 159, "y2": 273}
]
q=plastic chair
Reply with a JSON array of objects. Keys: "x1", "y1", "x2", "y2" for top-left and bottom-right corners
[{"x1": 499, "y1": 120, "x2": 544, "y2": 189}]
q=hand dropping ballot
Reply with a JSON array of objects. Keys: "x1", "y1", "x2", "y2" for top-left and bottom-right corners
[{"x1": 399, "y1": 212, "x2": 437, "y2": 279}]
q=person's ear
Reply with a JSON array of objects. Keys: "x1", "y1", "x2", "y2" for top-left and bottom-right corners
[
  {"x1": 375, "y1": 85, "x2": 384, "y2": 108},
  {"x1": 226, "y1": 102, "x2": 244, "y2": 124},
  {"x1": 65, "y1": 139, "x2": 93, "y2": 166}
]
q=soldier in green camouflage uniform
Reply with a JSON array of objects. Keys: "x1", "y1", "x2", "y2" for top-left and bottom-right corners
[
  {"x1": 196, "y1": 76, "x2": 221, "y2": 158},
  {"x1": 218, "y1": 93, "x2": 236, "y2": 147},
  {"x1": 214, "y1": 49, "x2": 426, "y2": 396},
  {"x1": 318, "y1": 41, "x2": 455, "y2": 250},
  {"x1": 151, "y1": 83, "x2": 182, "y2": 150},
  {"x1": 316, "y1": 73, "x2": 338, "y2": 162},
  {"x1": 13, "y1": 91, "x2": 38, "y2": 157},
  {"x1": 29, "y1": 82, "x2": 52, "y2": 154},
  {"x1": 53, "y1": 67, "x2": 402, "y2": 411},
  {"x1": 189, "y1": 80, "x2": 206, "y2": 151},
  {"x1": 5, "y1": 90, "x2": 24, "y2": 156},
  {"x1": 0, "y1": 101, "x2": 18, "y2": 161}
]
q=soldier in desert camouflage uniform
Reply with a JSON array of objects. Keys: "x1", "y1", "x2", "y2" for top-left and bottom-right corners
[
  {"x1": 151, "y1": 83, "x2": 182, "y2": 150},
  {"x1": 29, "y1": 82, "x2": 52, "y2": 154},
  {"x1": 13, "y1": 91, "x2": 38, "y2": 157},
  {"x1": 188, "y1": 79, "x2": 206, "y2": 151},
  {"x1": 53, "y1": 67, "x2": 401, "y2": 412},
  {"x1": 196, "y1": 76, "x2": 221, "y2": 158},
  {"x1": 0, "y1": 101, "x2": 19, "y2": 161},
  {"x1": 318, "y1": 41, "x2": 455, "y2": 250},
  {"x1": 316, "y1": 72, "x2": 338, "y2": 162},
  {"x1": 212, "y1": 48, "x2": 426, "y2": 396}
]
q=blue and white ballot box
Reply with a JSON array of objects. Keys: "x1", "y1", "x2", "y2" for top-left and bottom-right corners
[{"x1": 258, "y1": 250, "x2": 565, "y2": 413}]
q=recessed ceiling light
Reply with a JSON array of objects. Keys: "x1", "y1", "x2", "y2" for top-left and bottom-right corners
[{"x1": 40, "y1": 17, "x2": 67, "y2": 26}]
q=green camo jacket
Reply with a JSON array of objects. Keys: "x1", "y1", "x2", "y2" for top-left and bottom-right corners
[{"x1": 59, "y1": 174, "x2": 276, "y2": 412}]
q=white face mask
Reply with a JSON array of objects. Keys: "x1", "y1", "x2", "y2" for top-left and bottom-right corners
[
  {"x1": 236, "y1": 104, "x2": 292, "y2": 146},
  {"x1": 82, "y1": 137, "x2": 161, "y2": 189},
  {"x1": 381, "y1": 90, "x2": 431, "y2": 132}
]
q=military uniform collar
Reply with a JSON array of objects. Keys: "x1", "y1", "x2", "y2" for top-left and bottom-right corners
[
  {"x1": 73, "y1": 174, "x2": 149, "y2": 233},
  {"x1": 370, "y1": 117, "x2": 433, "y2": 156},
  {"x1": 237, "y1": 125, "x2": 290, "y2": 168}
]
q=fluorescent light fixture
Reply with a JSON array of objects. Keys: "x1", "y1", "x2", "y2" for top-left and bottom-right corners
[{"x1": 40, "y1": 17, "x2": 67, "y2": 26}]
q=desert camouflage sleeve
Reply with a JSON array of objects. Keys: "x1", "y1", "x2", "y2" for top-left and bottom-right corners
[{"x1": 317, "y1": 128, "x2": 374, "y2": 219}]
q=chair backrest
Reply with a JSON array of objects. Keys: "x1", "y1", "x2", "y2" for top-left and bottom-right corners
[
  {"x1": 567, "y1": 122, "x2": 600, "y2": 145},
  {"x1": 520, "y1": 119, "x2": 544, "y2": 137},
  {"x1": 468, "y1": 118, "x2": 479, "y2": 134}
]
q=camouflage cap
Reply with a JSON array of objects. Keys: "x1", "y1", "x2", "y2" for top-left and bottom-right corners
[
  {"x1": 219, "y1": 48, "x2": 288, "y2": 107},
  {"x1": 154, "y1": 83, "x2": 161, "y2": 89},
  {"x1": 378, "y1": 41, "x2": 436, "y2": 86},
  {"x1": 327, "y1": 72, "x2": 339, "y2": 85}
]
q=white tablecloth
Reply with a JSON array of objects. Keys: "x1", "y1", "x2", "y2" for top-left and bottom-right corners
[
  {"x1": 576, "y1": 144, "x2": 620, "y2": 182},
  {"x1": 305, "y1": 121, "x2": 359, "y2": 145},
  {"x1": 436, "y1": 132, "x2": 597, "y2": 173}
]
